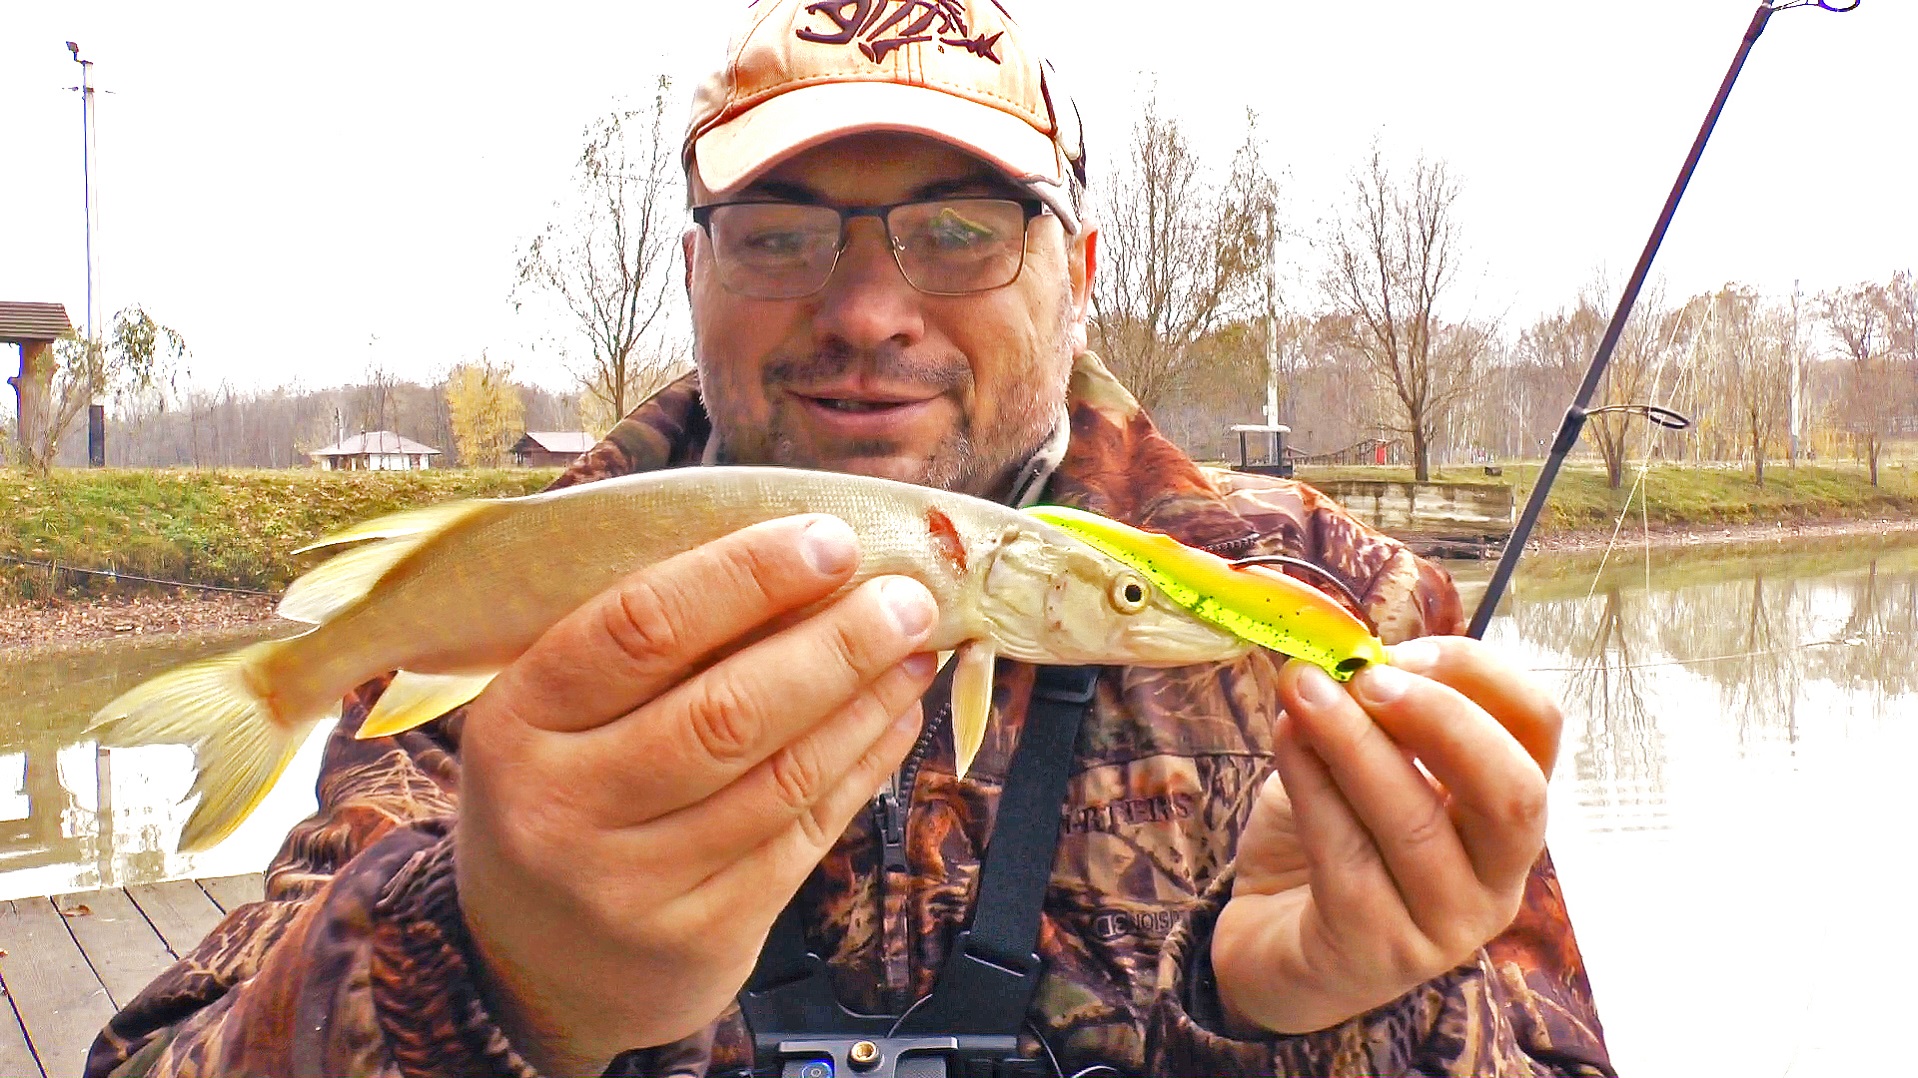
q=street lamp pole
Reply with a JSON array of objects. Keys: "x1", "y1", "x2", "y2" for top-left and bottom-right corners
[{"x1": 68, "y1": 41, "x2": 105, "y2": 468}]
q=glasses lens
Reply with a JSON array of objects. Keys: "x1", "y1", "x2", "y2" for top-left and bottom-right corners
[
  {"x1": 889, "y1": 199, "x2": 1028, "y2": 295},
  {"x1": 707, "y1": 203, "x2": 842, "y2": 299}
]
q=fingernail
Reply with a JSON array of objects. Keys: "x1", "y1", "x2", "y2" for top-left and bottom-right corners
[
  {"x1": 1291, "y1": 663, "x2": 1344, "y2": 710},
  {"x1": 900, "y1": 652, "x2": 937, "y2": 679},
  {"x1": 1353, "y1": 663, "x2": 1414, "y2": 707},
  {"x1": 1388, "y1": 638, "x2": 1440, "y2": 673},
  {"x1": 799, "y1": 516, "x2": 859, "y2": 575},
  {"x1": 879, "y1": 577, "x2": 937, "y2": 638}
]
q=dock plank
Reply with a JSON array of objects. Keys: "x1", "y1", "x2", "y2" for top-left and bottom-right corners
[
  {"x1": 0, "y1": 898, "x2": 113, "y2": 1078},
  {"x1": 0, "y1": 984, "x2": 47, "y2": 1078},
  {"x1": 196, "y1": 874, "x2": 265, "y2": 914},
  {"x1": 52, "y1": 889, "x2": 176, "y2": 1010},
  {"x1": 124, "y1": 881, "x2": 225, "y2": 958}
]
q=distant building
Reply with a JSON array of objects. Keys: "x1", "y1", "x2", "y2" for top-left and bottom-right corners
[
  {"x1": 511, "y1": 431, "x2": 596, "y2": 467},
  {"x1": 310, "y1": 431, "x2": 441, "y2": 471}
]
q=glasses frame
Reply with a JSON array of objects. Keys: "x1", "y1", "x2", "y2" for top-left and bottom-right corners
[{"x1": 691, "y1": 196, "x2": 1049, "y2": 299}]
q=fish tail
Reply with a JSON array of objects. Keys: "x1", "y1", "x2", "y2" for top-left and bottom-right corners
[{"x1": 88, "y1": 640, "x2": 327, "y2": 852}]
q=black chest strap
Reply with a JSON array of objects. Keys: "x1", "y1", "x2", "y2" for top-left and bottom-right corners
[{"x1": 739, "y1": 665, "x2": 1102, "y2": 1048}]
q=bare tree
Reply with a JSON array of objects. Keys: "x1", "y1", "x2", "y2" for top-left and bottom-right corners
[
  {"x1": 1821, "y1": 278, "x2": 1906, "y2": 485},
  {"x1": 354, "y1": 360, "x2": 399, "y2": 435},
  {"x1": 1707, "y1": 286, "x2": 1791, "y2": 486},
  {"x1": 1091, "y1": 97, "x2": 1276, "y2": 413},
  {"x1": 1518, "y1": 282, "x2": 1693, "y2": 488},
  {"x1": 517, "y1": 76, "x2": 685, "y2": 429},
  {"x1": 1321, "y1": 147, "x2": 1482, "y2": 481}
]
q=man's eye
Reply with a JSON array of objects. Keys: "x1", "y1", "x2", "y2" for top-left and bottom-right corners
[
  {"x1": 915, "y1": 209, "x2": 997, "y2": 252},
  {"x1": 740, "y1": 230, "x2": 811, "y2": 256}
]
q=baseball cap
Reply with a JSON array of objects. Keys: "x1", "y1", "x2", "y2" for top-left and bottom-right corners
[{"x1": 685, "y1": 0, "x2": 1087, "y2": 233}]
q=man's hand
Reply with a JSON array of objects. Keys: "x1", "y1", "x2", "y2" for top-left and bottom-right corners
[
  {"x1": 1212, "y1": 636, "x2": 1561, "y2": 1036},
  {"x1": 454, "y1": 515, "x2": 940, "y2": 1075}
]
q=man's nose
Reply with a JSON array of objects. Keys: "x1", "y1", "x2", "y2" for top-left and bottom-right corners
[{"x1": 811, "y1": 218, "x2": 926, "y2": 351}]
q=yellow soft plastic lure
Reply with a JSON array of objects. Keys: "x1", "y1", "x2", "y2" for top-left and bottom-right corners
[{"x1": 1024, "y1": 505, "x2": 1389, "y2": 680}]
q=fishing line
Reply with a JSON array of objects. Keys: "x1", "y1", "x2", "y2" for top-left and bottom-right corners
[
  {"x1": 0, "y1": 553, "x2": 276, "y2": 598},
  {"x1": 1583, "y1": 309, "x2": 1701, "y2": 602}
]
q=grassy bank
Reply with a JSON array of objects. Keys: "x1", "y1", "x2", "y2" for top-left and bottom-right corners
[
  {"x1": 7, "y1": 462, "x2": 1917, "y2": 604},
  {"x1": 2, "y1": 468, "x2": 562, "y2": 602},
  {"x1": 1293, "y1": 460, "x2": 1918, "y2": 534}
]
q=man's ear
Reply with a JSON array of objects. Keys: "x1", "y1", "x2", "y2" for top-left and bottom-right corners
[
  {"x1": 682, "y1": 227, "x2": 699, "y2": 298},
  {"x1": 1068, "y1": 224, "x2": 1098, "y2": 354}
]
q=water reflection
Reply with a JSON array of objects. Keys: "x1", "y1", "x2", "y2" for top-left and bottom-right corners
[
  {"x1": 0, "y1": 624, "x2": 323, "y2": 901},
  {"x1": 1465, "y1": 536, "x2": 1918, "y2": 1078}
]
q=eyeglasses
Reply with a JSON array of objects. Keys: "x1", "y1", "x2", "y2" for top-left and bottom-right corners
[{"x1": 691, "y1": 197, "x2": 1047, "y2": 300}]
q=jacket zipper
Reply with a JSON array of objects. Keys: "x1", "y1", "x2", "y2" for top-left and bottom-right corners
[{"x1": 870, "y1": 700, "x2": 950, "y2": 997}]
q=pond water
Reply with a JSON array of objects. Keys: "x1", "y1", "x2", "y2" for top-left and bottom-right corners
[{"x1": 2, "y1": 536, "x2": 1914, "y2": 1075}]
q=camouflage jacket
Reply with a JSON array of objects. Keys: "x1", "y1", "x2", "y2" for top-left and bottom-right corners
[{"x1": 89, "y1": 353, "x2": 1612, "y2": 1078}]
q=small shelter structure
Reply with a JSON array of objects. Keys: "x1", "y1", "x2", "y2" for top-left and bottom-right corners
[
  {"x1": 512, "y1": 431, "x2": 596, "y2": 467},
  {"x1": 309, "y1": 431, "x2": 440, "y2": 471},
  {"x1": 1229, "y1": 423, "x2": 1294, "y2": 478},
  {"x1": 2, "y1": 302, "x2": 77, "y2": 457}
]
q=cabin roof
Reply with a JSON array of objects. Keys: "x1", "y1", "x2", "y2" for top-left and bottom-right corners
[
  {"x1": 0, "y1": 302, "x2": 75, "y2": 344},
  {"x1": 513, "y1": 431, "x2": 597, "y2": 454},
  {"x1": 309, "y1": 430, "x2": 442, "y2": 457}
]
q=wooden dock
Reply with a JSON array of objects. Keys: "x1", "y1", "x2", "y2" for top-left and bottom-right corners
[{"x1": 1, "y1": 874, "x2": 263, "y2": 1078}]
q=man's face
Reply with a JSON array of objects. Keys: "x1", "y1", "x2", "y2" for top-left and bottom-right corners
[{"x1": 686, "y1": 132, "x2": 1094, "y2": 498}]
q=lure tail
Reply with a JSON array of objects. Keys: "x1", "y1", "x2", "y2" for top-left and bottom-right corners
[{"x1": 88, "y1": 641, "x2": 327, "y2": 852}]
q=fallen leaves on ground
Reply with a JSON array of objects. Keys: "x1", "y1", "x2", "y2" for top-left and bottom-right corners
[{"x1": 0, "y1": 592, "x2": 280, "y2": 655}]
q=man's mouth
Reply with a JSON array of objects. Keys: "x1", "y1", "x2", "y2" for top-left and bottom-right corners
[{"x1": 808, "y1": 397, "x2": 912, "y2": 413}]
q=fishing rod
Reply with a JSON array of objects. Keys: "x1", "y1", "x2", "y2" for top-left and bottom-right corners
[{"x1": 1467, "y1": 0, "x2": 1862, "y2": 639}]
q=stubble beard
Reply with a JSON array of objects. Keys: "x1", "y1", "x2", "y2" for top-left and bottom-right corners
[{"x1": 699, "y1": 296, "x2": 1073, "y2": 498}]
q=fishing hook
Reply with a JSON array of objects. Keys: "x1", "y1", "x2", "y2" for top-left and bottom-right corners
[
  {"x1": 1228, "y1": 555, "x2": 1380, "y2": 636},
  {"x1": 1466, "y1": 0, "x2": 1860, "y2": 638}
]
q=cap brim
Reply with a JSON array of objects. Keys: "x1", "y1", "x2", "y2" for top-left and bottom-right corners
[{"x1": 693, "y1": 81, "x2": 1074, "y2": 228}]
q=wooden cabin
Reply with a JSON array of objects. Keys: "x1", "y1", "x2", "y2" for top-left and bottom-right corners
[
  {"x1": 511, "y1": 431, "x2": 596, "y2": 468},
  {"x1": 309, "y1": 430, "x2": 440, "y2": 471}
]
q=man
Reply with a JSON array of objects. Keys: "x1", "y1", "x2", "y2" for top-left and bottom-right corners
[{"x1": 89, "y1": 2, "x2": 1611, "y2": 1075}]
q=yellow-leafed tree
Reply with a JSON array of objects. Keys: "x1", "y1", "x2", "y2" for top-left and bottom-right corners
[{"x1": 445, "y1": 355, "x2": 524, "y2": 467}]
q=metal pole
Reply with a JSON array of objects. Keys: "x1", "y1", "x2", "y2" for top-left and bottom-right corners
[
  {"x1": 1469, "y1": 1, "x2": 1780, "y2": 638},
  {"x1": 70, "y1": 43, "x2": 106, "y2": 467}
]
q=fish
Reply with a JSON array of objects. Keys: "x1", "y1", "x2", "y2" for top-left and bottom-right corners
[
  {"x1": 1021, "y1": 504, "x2": 1390, "y2": 680},
  {"x1": 88, "y1": 467, "x2": 1252, "y2": 852}
]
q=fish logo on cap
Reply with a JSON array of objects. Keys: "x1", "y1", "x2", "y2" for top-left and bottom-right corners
[{"x1": 795, "y1": 0, "x2": 1005, "y2": 64}]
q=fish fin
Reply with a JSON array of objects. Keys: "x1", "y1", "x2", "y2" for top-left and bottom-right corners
[
  {"x1": 293, "y1": 499, "x2": 492, "y2": 555},
  {"x1": 277, "y1": 539, "x2": 415, "y2": 624},
  {"x1": 357, "y1": 669, "x2": 499, "y2": 740},
  {"x1": 87, "y1": 640, "x2": 322, "y2": 853},
  {"x1": 951, "y1": 640, "x2": 997, "y2": 780}
]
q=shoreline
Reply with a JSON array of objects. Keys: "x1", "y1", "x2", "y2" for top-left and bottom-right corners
[
  {"x1": 6, "y1": 515, "x2": 1914, "y2": 658},
  {"x1": 1522, "y1": 514, "x2": 1918, "y2": 555}
]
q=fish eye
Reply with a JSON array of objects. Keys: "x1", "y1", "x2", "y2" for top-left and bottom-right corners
[{"x1": 1108, "y1": 573, "x2": 1150, "y2": 614}]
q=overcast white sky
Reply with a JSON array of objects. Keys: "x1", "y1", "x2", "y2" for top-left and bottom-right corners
[{"x1": 2, "y1": 1, "x2": 1911, "y2": 393}]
